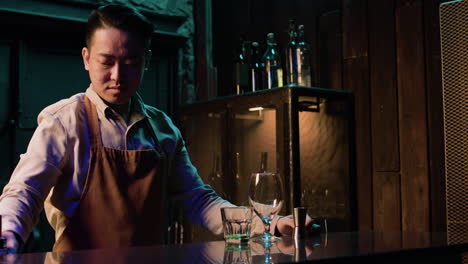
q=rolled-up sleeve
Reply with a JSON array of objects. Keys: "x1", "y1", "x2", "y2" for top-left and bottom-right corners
[{"x1": 0, "y1": 112, "x2": 66, "y2": 243}]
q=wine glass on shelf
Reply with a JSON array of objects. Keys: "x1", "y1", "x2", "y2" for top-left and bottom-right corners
[{"x1": 248, "y1": 172, "x2": 284, "y2": 244}]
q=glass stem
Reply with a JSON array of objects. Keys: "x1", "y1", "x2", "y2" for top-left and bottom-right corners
[
  {"x1": 264, "y1": 223, "x2": 270, "y2": 234},
  {"x1": 263, "y1": 218, "x2": 271, "y2": 235}
]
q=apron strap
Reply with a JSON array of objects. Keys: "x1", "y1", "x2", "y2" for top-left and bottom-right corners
[{"x1": 84, "y1": 95, "x2": 102, "y2": 148}]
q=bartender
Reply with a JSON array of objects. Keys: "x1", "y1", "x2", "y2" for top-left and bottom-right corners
[{"x1": 0, "y1": 4, "x2": 313, "y2": 253}]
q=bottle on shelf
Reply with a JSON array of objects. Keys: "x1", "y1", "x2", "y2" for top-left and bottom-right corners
[
  {"x1": 296, "y1": 24, "x2": 312, "y2": 87},
  {"x1": 234, "y1": 38, "x2": 250, "y2": 95},
  {"x1": 209, "y1": 153, "x2": 224, "y2": 197},
  {"x1": 249, "y1": 42, "x2": 264, "y2": 92},
  {"x1": 235, "y1": 152, "x2": 241, "y2": 181},
  {"x1": 285, "y1": 19, "x2": 299, "y2": 85},
  {"x1": 263, "y1": 33, "x2": 283, "y2": 89}
]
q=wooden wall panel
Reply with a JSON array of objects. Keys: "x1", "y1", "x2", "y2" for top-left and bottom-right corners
[
  {"x1": 395, "y1": 0, "x2": 430, "y2": 244},
  {"x1": 373, "y1": 172, "x2": 401, "y2": 231},
  {"x1": 342, "y1": 0, "x2": 368, "y2": 58},
  {"x1": 424, "y1": 0, "x2": 447, "y2": 235},
  {"x1": 343, "y1": 58, "x2": 372, "y2": 231},
  {"x1": 266, "y1": 0, "x2": 296, "y2": 49},
  {"x1": 293, "y1": 0, "x2": 319, "y2": 86},
  {"x1": 319, "y1": 10, "x2": 343, "y2": 90},
  {"x1": 342, "y1": 0, "x2": 372, "y2": 231},
  {"x1": 206, "y1": 0, "x2": 446, "y2": 235},
  {"x1": 368, "y1": 0, "x2": 402, "y2": 233},
  {"x1": 374, "y1": 231, "x2": 402, "y2": 252},
  {"x1": 368, "y1": 0, "x2": 400, "y2": 172}
]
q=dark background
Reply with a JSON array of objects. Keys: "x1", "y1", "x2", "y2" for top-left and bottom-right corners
[
  {"x1": 0, "y1": 0, "x2": 457, "y2": 252},
  {"x1": 194, "y1": 0, "x2": 451, "y2": 248}
]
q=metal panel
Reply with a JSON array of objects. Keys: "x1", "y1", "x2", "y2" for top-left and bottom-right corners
[
  {"x1": 440, "y1": 0, "x2": 468, "y2": 245},
  {"x1": 140, "y1": 55, "x2": 174, "y2": 115},
  {"x1": 0, "y1": 43, "x2": 12, "y2": 184},
  {"x1": 299, "y1": 99, "x2": 352, "y2": 232},
  {"x1": 18, "y1": 44, "x2": 89, "y2": 130},
  {"x1": 0, "y1": 44, "x2": 10, "y2": 123}
]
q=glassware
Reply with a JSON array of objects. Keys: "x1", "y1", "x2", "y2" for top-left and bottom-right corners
[
  {"x1": 223, "y1": 242, "x2": 252, "y2": 264},
  {"x1": 249, "y1": 42, "x2": 264, "y2": 92},
  {"x1": 234, "y1": 38, "x2": 250, "y2": 95},
  {"x1": 263, "y1": 33, "x2": 283, "y2": 89},
  {"x1": 235, "y1": 152, "x2": 241, "y2": 182},
  {"x1": 248, "y1": 172, "x2": 284, "y2": 244},
  {"x1": 285, "y1": 19, "x2": 299, "y2": 85},
  {"x1": 296, "y1": 24, "x2": 312, "y2": 87},
  {"x1": 221, "y1": 207, "x2": 253, "y2": 245},
  {"x1": 209, "y1": 153, "x2": 226, "y2": 198}
]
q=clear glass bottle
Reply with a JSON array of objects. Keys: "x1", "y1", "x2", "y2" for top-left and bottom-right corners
[
  {"x1": 210, "y1": 154, "x2": 224, "y2": 197},
  {"x1": 249, "y1": 42, "x2": 264, "y2": 92},
  {"x1": 235, "y1": 152, "x2": 241, "y2": 181},
  {"x1": 285, "y1": 19, "x2": 299, "y2": 85},
  {"x1": 234, "y1": 38, "x2": 250, "y2": 94},
  {"x1": 297, "y1": 25, "x2": 312, "y2": 87},
  {"x1": 263, "y1": 33, "x2": 283, "y2": 89}
]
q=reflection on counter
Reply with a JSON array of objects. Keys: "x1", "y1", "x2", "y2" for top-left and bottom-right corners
[{"x1": 0, "y1": 231, "x2": 466, "y2": 264}]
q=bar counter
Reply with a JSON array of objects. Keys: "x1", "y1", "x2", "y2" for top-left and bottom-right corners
[{"x1": 2, "y1": 231, "x2": 467, "y2": 263}]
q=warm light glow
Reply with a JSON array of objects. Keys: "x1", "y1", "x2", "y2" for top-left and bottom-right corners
[{"x1": 249, "y1": 107, "x2": 264, "y2": 111}]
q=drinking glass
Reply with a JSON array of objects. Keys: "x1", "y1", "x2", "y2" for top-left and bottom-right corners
[
  {"x1": 248, "y1": 172, "x2": 284, "y2": 244},
  {"x1": 223, "y1": 243, "x2": 252, "y2": 264},
  {"x1": 221, "y1": 207, "x2": 253, "y2": 244}
]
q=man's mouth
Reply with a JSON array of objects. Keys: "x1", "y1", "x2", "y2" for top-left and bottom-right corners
[{"x1": 108, "y1": 85, "x2": 123, "y2": 90}]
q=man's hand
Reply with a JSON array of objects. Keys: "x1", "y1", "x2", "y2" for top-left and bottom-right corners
[
  {"x1": 275, "y1": 215, "x2": 321, "y2": 237},
  {"x1": 1, "y1": 231, "x2": 20, "y2": 254}
]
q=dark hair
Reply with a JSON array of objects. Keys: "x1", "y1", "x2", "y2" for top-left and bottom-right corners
[{"x1": 85, "y1": 4, "x2": 155, "y2": 48}]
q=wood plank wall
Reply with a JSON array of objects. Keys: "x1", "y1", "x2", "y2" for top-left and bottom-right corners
[{"x1": 194, "y1": 0, "x2": 449, "y2": 234}]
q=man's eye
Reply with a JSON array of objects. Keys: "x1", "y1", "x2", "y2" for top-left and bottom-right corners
[{"x1": 101, "y1": 62, "x2": 113, "y2": 66}]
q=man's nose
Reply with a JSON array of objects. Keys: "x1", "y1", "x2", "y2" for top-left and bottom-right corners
[{"x1": 110, "y1": 64, "x2": 124, "y2": 83}]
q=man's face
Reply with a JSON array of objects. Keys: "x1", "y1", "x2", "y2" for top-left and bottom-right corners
[{"x1": 82, "y1": 27, "x2": 150, "y2": 105}]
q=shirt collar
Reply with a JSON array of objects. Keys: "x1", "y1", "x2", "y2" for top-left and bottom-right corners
[{"x1": 85, "y1": 85, "x2": 148, "y2": 123}]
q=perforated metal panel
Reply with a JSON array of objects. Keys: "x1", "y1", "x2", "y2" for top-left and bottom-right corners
[{"x1": 440, "y1": 0, "x2": 468, "y2": 245}]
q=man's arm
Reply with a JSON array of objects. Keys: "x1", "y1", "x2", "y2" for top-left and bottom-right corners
[
  {"x1": 159, "y1": 115, "x2": 314, "y2": 238},
  {"x1": 169, "y1": 137, "x2": 320, "y2": 238},
  {"x1": 0, "y1": 112, "x2": 66, "y2": 251},
  {"x1": 167, "y1": 127, "x2": 281, "y2": 236}
]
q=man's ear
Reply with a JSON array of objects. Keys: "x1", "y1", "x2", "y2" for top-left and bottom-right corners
[
  {"x1": 144, "y1": 49, "x2": 152, "y2": 70},
  {"x1": 82, "y1": 47, "x2": 90, "y2": 71}
]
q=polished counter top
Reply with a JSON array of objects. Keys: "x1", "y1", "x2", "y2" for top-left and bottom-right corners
[{"x1": 1, "y1": 231, "x2": 467, "y2": 263}]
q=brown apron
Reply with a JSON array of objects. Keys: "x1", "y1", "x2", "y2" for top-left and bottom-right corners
[{"x1": 53, "y1": 96, "x2": 166, "y2": 252}]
